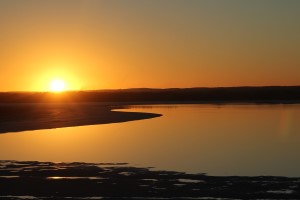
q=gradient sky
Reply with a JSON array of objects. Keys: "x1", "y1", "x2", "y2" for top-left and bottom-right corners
[{"x1": 1, "y1": 0, "x2": 300, "y2": 91}]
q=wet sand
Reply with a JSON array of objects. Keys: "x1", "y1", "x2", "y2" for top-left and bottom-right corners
[
  {"x1": 0, "y1": 103, "x2": 161, "y2": 134},
  {"x1": 0, "y1": 160, "x2": 299, "y2": 199}
]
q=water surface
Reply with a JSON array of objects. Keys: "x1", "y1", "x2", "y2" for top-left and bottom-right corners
[{"x1": 0, "y1": 104, "x2": 299, "y2": 176}]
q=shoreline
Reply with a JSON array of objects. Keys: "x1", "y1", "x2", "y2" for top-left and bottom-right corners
[
  {"x1": 0, "y1": 103, "x2": 161, "y2": 134},
  {"x1": 0, "y1": 160, "x2": 299, "y2": 199}
]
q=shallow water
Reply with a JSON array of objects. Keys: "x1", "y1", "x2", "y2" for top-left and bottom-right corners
[{"x1": 0, "y1": 104, "x2": 299, "y2": 176}]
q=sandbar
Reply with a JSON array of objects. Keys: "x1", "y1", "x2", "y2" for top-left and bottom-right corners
[{"x1": 0, "y1": 103, "x2": 161, "y2": 134}]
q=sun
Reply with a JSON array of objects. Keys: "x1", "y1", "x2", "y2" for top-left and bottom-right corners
[{"x1": 50, "y1": 79, "x2": 66, "y2": 92}]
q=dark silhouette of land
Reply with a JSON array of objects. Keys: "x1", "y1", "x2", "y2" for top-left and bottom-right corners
[
  {"x1": 0, "y1": 103, "x2": 161, "y2": 134},
  {"x1": 0, "y1": 160, "x2": 299, "y2": 199},
  {"x1": 0, "y1": 86, "x2": 300, "y2": 103}
]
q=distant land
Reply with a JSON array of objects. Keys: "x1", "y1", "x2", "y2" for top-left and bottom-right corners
[{"x1": 0, "y1": 86, "x2": 300, "y2": 104}]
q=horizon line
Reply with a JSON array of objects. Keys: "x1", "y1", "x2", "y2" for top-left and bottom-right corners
[{"x1": 1, "y1": 85, "x2": 300, "y2": 93}]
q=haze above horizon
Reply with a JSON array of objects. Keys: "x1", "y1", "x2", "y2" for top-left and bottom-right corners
[{"x1": 1, "y1": 0, "x2": 300, "y2": 92}]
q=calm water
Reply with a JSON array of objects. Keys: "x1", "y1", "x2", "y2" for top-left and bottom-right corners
[{"x1": 0, "y1": 104, "x2": 300, "y2": 176}]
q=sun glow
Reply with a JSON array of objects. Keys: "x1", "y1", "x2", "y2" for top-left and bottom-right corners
[{"x1": 50, "y1": 79, "x2": 66, "y2": 92}]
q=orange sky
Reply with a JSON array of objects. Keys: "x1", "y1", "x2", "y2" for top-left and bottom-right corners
[{"x1": 1, "y1": 0, "x2": 300, "y2": 91}]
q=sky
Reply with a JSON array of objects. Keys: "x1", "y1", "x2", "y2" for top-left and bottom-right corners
[{"x1": 0, "y1": 0, "x2": 300, "y2": 91}]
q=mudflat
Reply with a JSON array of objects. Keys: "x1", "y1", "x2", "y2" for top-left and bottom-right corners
[
  {"x1": 0, "y1": 160, "x2": 299, "y2": 199},
  {"x1": 0, "y1": 103, "x2": 161, "y2": 134}
]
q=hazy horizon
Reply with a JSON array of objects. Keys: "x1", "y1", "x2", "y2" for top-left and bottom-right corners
[{"x1": 0, "y1": 85, "x2": 299, "y2": 93}]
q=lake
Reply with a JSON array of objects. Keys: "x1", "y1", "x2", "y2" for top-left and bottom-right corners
[{"x1": 0, "y1": 104, "x2": 299, "y2": 177}]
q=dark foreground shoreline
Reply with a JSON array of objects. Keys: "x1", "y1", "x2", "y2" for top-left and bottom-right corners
[{"x1": 0, "y1": 160, "x2": 299, "y2": 199}]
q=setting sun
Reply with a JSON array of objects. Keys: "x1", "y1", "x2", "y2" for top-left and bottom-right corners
[{"x1": 50, "y1": 79, "x2": 66, "y2": 92}]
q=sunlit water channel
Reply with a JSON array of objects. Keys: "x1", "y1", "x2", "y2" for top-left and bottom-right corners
[{"x1": 0, "y1": 104, "x2": 299, "y2": 176}]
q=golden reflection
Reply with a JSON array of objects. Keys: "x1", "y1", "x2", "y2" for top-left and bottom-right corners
[{"x1": 47, "y1": 176, "x2": 62, "y2": 180}]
